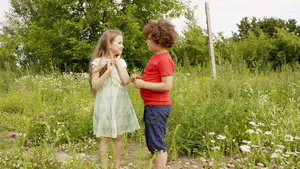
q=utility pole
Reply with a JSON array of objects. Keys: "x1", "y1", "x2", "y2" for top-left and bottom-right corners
[{"x1": 205, "y1": 2, "x2": 217, "y2": 81}]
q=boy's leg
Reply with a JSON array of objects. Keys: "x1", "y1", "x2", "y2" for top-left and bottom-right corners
[
  {"x1": 112, "y1": 135, "x2": 122, "y2": 169},
  {"x1": 153, "y1": 152, "x2": 168, "y2": 169},
  {"x1": 144, "y1": 105, "x2": 171, "y2": 169},
  {"x1": 100, "y1": 137, "x2": 110, "y2": 169}
]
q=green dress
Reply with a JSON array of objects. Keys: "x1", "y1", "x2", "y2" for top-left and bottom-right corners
[{"x1": 93, "y1": 59, "x2": 140, "y2": 138}]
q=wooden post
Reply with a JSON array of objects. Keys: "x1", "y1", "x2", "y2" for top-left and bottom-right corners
[{"x1": 205, "y1": 2, "x2": 217, "y2": 81}]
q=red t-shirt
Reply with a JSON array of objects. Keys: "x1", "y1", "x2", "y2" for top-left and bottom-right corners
[{"x1": 140, "y1": 52, "x2": 175, "y2": 105}]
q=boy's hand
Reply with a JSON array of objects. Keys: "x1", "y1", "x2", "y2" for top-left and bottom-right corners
[
  {"x1": 133, "y1": 79, "x2": 144, "y2": 89},
  {"x1": 130, "y1": 74, "x2": 142, "y2": 83}
]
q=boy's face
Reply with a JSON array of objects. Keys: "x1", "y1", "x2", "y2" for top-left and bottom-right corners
[{"x1": 146, "y1": 38, "x2": 160, "y2": 53}]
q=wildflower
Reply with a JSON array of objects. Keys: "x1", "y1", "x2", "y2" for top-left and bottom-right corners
[
  {"x1": 209, "y1": 132, "x2": 215, "y2": 135},
  {"x1": 242, "y1": 140, "x2": 251, "y2": 145},
  {"x1": 217, "y1": 135, "x2": 226, "y2": 140},
  {"x1": 192, "y1": 165, "x2": 199, "y2": 169},
  {"x1": 205, "y1": 132, "x2": 208, "y2": 134},
  {"x1": 249, "y1": 122, "x2": 257, "y2": 126},
  {"x1": 128, "y1": 163, "x2": 133, "y2": 167},
  {"x1": 256, "y1": 129, "x2": 262, "y2": 133},
  {"x1": 275, "y1": 149, "x2": 282, "y2": 153},
  {"x1": 211, "y1": 146, "x2": 220, "y2": 150},
  {"x1": 263, "y1": 150, "x2": 268, "y2": 153},
  {"x1": 25, "y1": 147, "x2": 29, "y2": 151},
  {"x1": 270, "y1": 123, "x2": 277, "y2": 126},
  {"x1": 271, "y1": 153, "x2": 279, "y2": 158},
  {"x1": 211, "y1": 140, "x2": 215, "y2": 143},
  {"x1": 272, "y1": 164, "x2": 277, "y2": 168},
  {"x1": 185, "y1": 162, "x2": 190, "y2": 167},
  {"x1": 11, "y1": 133, "x2": 17, "y2": 138},
  {"x1": 171, "y1": 118, "x2": 174, "y2": 121},
  {"x1": 285, "y1": 135, "x2": 294, "y2": 142},
  {"x1": 277, "y1": 145, "x2": 285, "y2": 149},
  {"x1": 258, "y1": 123, "x2": 265, "y2": 126},
  {"x1": 286, "y1": 151, "x2": 296, "y2": 155},
  {"x1": 240, "y1": 145, "x2": 251, "y2": 152},
  {"x1": 245, "y1": 129, "x2": 255, "y2": 134},
  {"x1": 265, "y1": 131, "x2": 272, "y2": 135},
  {"x1": 257, "y1": 163, "x2": 264, "y2": 167}
]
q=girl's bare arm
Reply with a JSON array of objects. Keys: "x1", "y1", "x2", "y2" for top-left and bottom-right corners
[
  {"x1": 91, "y1": 61, "x2": 114, "y2": 90},
  {"x1": 115, "y1": 58, "x2": 130, "y2": 85}
]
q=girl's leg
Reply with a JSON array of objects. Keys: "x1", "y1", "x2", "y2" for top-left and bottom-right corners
[
  {"x1": 100, "y1": 137, "x2": 110, "y2": 169},
  {"x1": 112, "y1": 135, "x2": 122, "y2": 169}
]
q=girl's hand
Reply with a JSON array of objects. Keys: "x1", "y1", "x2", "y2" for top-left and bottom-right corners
[
  {"x1": 114, "y1": 55, "x2": 121, "y2": 63},
  {"x1": 107, "y1": 59, "x2": 115, "y2": 73},
  {"x1": 130, "y1": 74, "x2": 142, "y2": 83}
]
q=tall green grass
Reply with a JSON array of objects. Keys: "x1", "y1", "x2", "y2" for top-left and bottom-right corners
[{"x1": 0, "y1": 59, "x2": 299, "y2": 168}]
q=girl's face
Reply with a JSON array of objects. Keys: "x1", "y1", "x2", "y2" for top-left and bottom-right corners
[{"x1": 110, "y1": 35, "x2": 124, "y2": 56}]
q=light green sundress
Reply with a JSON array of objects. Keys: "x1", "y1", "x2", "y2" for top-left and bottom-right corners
[{"x1": 92, "y1": 58, "x2": 140, "y2": 138}]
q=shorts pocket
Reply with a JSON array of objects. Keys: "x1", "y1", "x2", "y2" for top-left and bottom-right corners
[{"x1": 144, "y1": 105, "x2": 158, "y2": 125}]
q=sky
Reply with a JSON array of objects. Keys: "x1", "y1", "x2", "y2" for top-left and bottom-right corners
[{"x1": 1, "y1": 0, "x2": 300, "y2": 37}]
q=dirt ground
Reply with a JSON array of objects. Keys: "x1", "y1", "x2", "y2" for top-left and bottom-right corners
[{"x1": 1, "y1": 131, "x2": 202, "y2": 169}]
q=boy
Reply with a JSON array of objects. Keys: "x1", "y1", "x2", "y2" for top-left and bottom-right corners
[{"x1": 131, "y1": 18, "x2": 177, "y2": 169}]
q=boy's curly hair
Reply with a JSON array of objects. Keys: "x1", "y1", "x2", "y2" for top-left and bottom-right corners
[{"x1": 143, "y1": 17, "x2": 177, "y2": 48}]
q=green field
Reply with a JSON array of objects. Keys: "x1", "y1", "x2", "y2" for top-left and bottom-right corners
[{"x1": 0, "y1": 60, "x2": 299, "y2": 168}]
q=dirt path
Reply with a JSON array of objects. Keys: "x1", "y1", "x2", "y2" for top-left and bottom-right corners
[
  {"x1": 1, "y1": 131, "x2": 202, "y2": 168},
  {"x1": 55, "y1": 140, "x2": 202, "y2": 168}
]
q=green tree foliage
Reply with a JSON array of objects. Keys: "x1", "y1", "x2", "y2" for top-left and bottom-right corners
[
  {"x1": 173, "y1": 11, "x2": 209, "y2": 67},
  {"x1": 235, "y1": 28, "x2": 272, "y2": 70},
  {"x1": 269, "y1": 28, "x2": 300, "y2": 68},
  {"x1": 233, "y1": 16, "x2": 300, "y2": 40},
  {"x1": 0, "y1": 0, "x2": 189, "y2": 71}
]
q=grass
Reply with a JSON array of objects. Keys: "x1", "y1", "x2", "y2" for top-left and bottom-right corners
[{"x1": 0, "y1": 60, "x2": 299, "y2": 168}]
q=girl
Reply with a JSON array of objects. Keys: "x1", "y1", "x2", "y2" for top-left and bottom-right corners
[{"x1": 88, "y1": 30, "x2": 140, "y2": 169}]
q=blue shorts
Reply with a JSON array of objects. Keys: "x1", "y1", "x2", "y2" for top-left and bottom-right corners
[{"x1": 144, "y1": 105, "x2": 171, "y2": 155}]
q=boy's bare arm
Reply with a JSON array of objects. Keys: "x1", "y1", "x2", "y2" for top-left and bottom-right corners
[{"x1": 133, "y1": 76, "x2": 173, "y2": 92}]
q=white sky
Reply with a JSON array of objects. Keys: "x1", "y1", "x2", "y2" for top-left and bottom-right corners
[
  {"x1": 1, "y1": 0, "x2": 300, "y2": 37},
  {"x1": 172, "y1": 0, "x2": 300, "y2": 37}
]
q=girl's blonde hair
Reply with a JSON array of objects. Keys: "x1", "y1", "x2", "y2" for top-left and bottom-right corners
[{"x1": 88, "y1": 30, "x2": 123, "y2": 97}]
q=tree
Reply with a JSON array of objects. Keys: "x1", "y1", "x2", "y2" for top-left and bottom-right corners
[
  {"x1": 269, "y1": 28, "x2": 300, "y2": 68},
  {"x1": 232, "y1": 16, "x2": 300, "y2": 41},
  {"x1": 0, "y1": 0, "x2": 190, "y2": 71},
  {"x1": 173, "y1": 9, "x2": 209, "y2": 67},
  {"x1": 235, "y1": 28, "x2": 272, "y2": 70}
]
